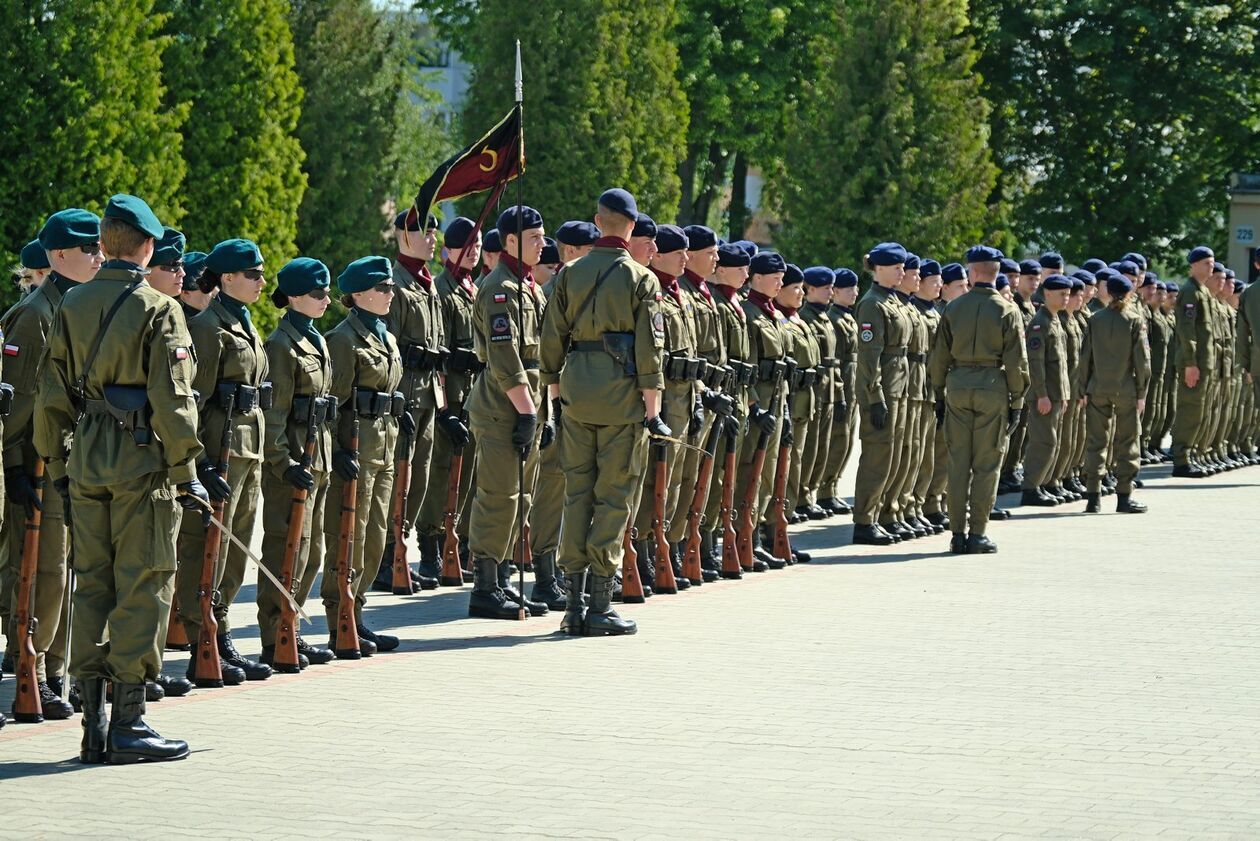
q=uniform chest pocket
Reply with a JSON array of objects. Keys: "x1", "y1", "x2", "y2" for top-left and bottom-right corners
[
  {"x1": 354, "y1": 348, "x2": 385, "y2": 381},
  {"x1": 300, "y1": 357, "x2": 322, "y2": 373}
]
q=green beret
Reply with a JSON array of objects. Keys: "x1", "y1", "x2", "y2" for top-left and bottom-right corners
[
  {"x1": 38, "y1": 208, "x2": 100, "y2": 251},
  {"x1": 206, "y1": 238, "x2": 263, "y2": 274},
  {"x1": 152, "y1": 227, "x2": 186, "y2": 266},
  {"x1": 20, "y1": 239, "x2": 49, "y2": 270},
  {"x1": 278, "y1": 257, "x2": 331, "y2": 297},
  {"x1": 104, "y1": 194, "x2": 163, "y2": 239},
  {"x1": 183, "y1": 251, "x2": 207, "y2": 291},
  {"x1": 338, "y1": 256, "x2": 393, "y2": 294}
]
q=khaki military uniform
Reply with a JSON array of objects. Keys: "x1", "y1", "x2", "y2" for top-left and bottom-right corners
[
  {"x1": 703, "y1": 289, "x2": 752, "y2": 533},
  {"x1": 1143, "y1": 301, "x2": 1171, "y2": 451},
  {"x1": 924, "y1": 301, "x2": 951, "y2": 517},
  {"x1": 1001, "y1": 292, "x2": 1037, "y2": 479},
  {"x1": 35, "y1": 263, "x2": 202, "y2": 685},
  {"x1": 175, "y1": 298, "x2": 268, "y2": 641},
  {"x1": 928, "y1": 285, "x2": 1028, "y2": 535},
  {"x1": 852, "y1": 285, "x2": 911, "y2": 526},
  {"x1": 909, "y1": 298, "x2": 942, "y2": 519},
  {"x1": 539, "y1": 242, "x2": 664, "y2": 577},
  {"x1": 256, "y1": 315, "x2": 333, "y2": 647},
  {"x1": 781, "y1": 309, "x2": 820, "y2": 513},
  {"x1": 1078, "y1": 304, "x2": 1151, "y2": 493},
  {"x1": 800, "y1": 301, "x2": 838, "y2": 506},
  {"x1": 1171, "y1": 278, "x2": 1215, "y2": 466},
  {"x1": 888, "y1": 294, "x2": 931, "y2": 523},
  {"x1": 1021, "y1": 308, "x2": 1069, "y2": 491},
  {"x1": 735, "y1": 295, "x2": 788, "y2": 527},
  {"x1": 529, "y1": 272, "x2": 564, "y2": 560}
]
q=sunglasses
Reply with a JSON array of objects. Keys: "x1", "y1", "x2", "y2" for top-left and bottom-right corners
[
  {"x1": 242, "y1": 269, "x2": 265, "y2": 280},
  {"x1": 373, "y1": 282, "x2": 396, "y2": 294},
  {"x1": 304, "y1": 288, "x2": 330, "y2": 301},
  {"x1": 77, "y1": 243, "x2": 102, "y2": 255},
  {"x1": 153, "y1": 262, "x2": 185, "y2": 273}
]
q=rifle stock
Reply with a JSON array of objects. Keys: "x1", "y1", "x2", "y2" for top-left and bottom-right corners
[
  {"x1": 439, "y1": 443, "x2": 466, "y2": 587},
  {"x1": 718, "y1": 422, "x2": 742, "y2": 580},
  {"x1": 620, "y1": 526, "x2": 644, "y2": 603},
  {"x1": 681, "y1": 418, "x2": 723, "y2": 585},
  {"x1": 736, "y1": 429, "x2": 770, "y2": 572},
  {"x1": 273, "y1": 422, "x2": 320, "y2": 673},
  {"x1": 770, "y1": 434, "x2": 793, "y2": 562},
  {"x1": 12, "y1": 459, "x2": 44, "y2": 722},
  {"x1": 389, "y1": 421, "x2": 415, "y2": 596},
  {"x1": 650, "y1": 441, "x2": 678, "y2": 594},
  {"x1": 165, "y1": 598, "x2": 190, "y2": 649},
  {"x1": 194, "y1": 395, "x2": 234, "y2": 687},
  {"x1": 333, "y1": 413, "x2": 361, "y2": 659}
]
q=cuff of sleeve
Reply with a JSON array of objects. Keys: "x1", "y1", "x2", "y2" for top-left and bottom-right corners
[
  {"x1": 539, "y1": 371, "x2": 560, "y2": 387},
  {"x1": 166, "y1": 461, "x2": 197, "y2": 486},
  {"x1": 44, "y1": 458, "x2": 67, "y2": 483},
  {"x1": 1034, "y1": 388, "x2": 1048, "y2": 400},
  {"x1": 636, "y1": 373, "x2": 665, "y2": 390},
  {"x1": 1010, "y1": 397, "x2": 1025, "y2": 409},
  {"x1": 500, "y1": 371, "x2": 530, "y2": 391}
]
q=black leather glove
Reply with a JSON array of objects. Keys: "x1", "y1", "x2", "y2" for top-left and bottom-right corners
[
  {"x1": 724, "y1": 415, "x2": 742, "y2": 437},
  {"x1": 53, "y1": 476, "x2": 72, "y2": 528},
  {"x1": 197, "y1": 460, "x2": 232, "y2": 502},
  {"x1": 398, "y1": 409, "x2": 417, "y2": 440},
  {"x1": 176, "y1": 479, "x2": 212, "y2": 528},
  {"x1": 332, "y1": 449, "x2": 359, "y2": 481},
  {"x1": 833, "y1": 400, "x2": 848, "y2": 421},
  {"x1": 436, "y1": 408, "x2": 470, "y2": 448},
  {"x1": 283, "y1": 464, "x2": 315, "y2": 492},
  {"x1": 551, "y1": 397, "x2": 563, "y2": 427},
  {"x1": 1007, "y1": 407, "x2": 1022, "y2": 435},
  {"x1": 512, "y1": 412, "x2": 537, "y2": 458},
  {"x1": 869, "y1": 401, "x2": 889, "y2": 430},
  {"x1": 687, "y1": 395, "x2": 704, "y2": 436},
  {"x1": 644, "y1": 414, "x2": 672, "y2": 438},
  {"x1": 701, "y1": 390, "x2": 735, "y2": 417},
  {"x1": 934, "y1": 399, "x2": 946, "y2": 430},
  {"x1": 5, "y1": 466, "x2": 42, "y2": 520},
  {"x1": 539, "y1": 414, "x2": 557, "y2": 450},
  {"x1": 781, "y1": 415, "x2": 794, "y2": 447},
  {"x1": 749, "y1": 404, "x2": 777, "y2": 435}
]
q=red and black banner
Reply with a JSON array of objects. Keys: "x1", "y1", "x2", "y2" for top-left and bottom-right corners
[{"x1": 413, "y1": 107, "x2": 523, "y2": 217}]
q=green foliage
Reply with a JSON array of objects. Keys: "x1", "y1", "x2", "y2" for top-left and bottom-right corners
[
  {"x1": 771, "y1": 0, "x2": 998, "y2": 269},
  {"x1": 0, "y1": 0, "x2": 187, "y2": 311},
  {"x1": 447, "y1": 0, "x2": 688, "y2": 228},
  {"x1": 972, "y1": 0, "x2": 1260, "y2": 266},
  {"x1": 164, "y1": 0, "x2": 306, "y2": 334}
]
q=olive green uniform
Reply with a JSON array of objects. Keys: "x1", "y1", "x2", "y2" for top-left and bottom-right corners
[
  {"x1": 703, "y1": 289, "x2": 752, "y2": 534},
  {"x1": 1171, "y1": 278, "x2": 1215, "y2": 466},
  {"x1": 888, "y1": 294, "x2": 931, "y2": 523},
  {"x1": 1078, "y1": 305, "x2": 1151, "y2": 494},
  {"x1": 529, "y1": 272, "x2": 564, "y2": 559},
  {"x1": 175, "y1": 298, "x2": 268, "y2": 642},
  {"x1": 781, "y1": 309, "x2": 820, "y2": 513},
  {"x1": 1021, "y1": 308, "x2": 1069, "y2": 491},
  {"x1": 928, "y1": 285, "x2": 1028, "y2": 535},
  {"x1": 800, "y1": 301, "x2": 838, "y2": 506},
  {"x1": 539, "y1": 243, "x2": 664, "y2": 577},
  {"x1": 319, "y1": 312, "x2": 401, "y2": 621},
  {"x1": 1143, "y1": 300, "x2": 1171, "y2": 451},
  {"x1": 1001, "y1": 292, "x2": 1037, "y2": 478},
  {"x1": 821, "y1": 305, "x2": 859, "y2": 501},
  {"x1": 923, "y1": 301, "x2": 951, "y2": 517},
  {"x1": 735, "y1": 296, "x2": 788, "y2": 526},
  {"x1": 852, "y1": 285, "x2": 911, "y2": 526},
  {"x1": 35, "y1": 264, "x2": 201, "y2": 685},
  {"x1": 1, "y1": 277, "x2": 71, "y2": 681},
  {"x1": 256, "y1": 315, "x2": 333, "y2": 647},
  {"x1": 1053, "y1": 310, "x2": 1085, "y2": 486},
  {"x1": 909, "y1": 298, "x2": 942, "y2": 519},
  {"x1": 1237, "y1": 283, "x2": 1260, "y2": 451}
]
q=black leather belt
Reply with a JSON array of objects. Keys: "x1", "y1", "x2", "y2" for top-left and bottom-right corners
[
  {"x1": 881, "y1": 348, "x2": 908, "y2": 359},
  {"x1": 570, "y1": 341, "x2": 605, "y2": 352},
  {"x1": 907, "y1": 352, "x2": 926, "y2": 363},
  {"x1": 523, "y1": 360, "x2": 540, "y2": 370}
]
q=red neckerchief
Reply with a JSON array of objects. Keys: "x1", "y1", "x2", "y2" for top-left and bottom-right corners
[
  {"x1": 397, "y1": 254, "x2": 433, "y2": 291},
  {"x1": 444, "y1": 260, "x2": 475, "y2": 296},
  {"x1": 499, "y1": 252, "x2": 536, "y2": 289},
  {"x1": 650, "y1": 266, "x2": 683, "y2": 304},
  {"x1": 779, "y1": 304, "x2": 798, "y2": 318},
  {"x1": 713, "y1": 283, "x2": 746, "y2": 321},
  {"x1": 683, "y1": 268, "x2": 714, "y2": 303},
  {"x1": 594, "y1": 236, "x2": 629, "y2": 250},
  {"x1": 747, "y1": 289, "x2": 778, "y2": 317}
]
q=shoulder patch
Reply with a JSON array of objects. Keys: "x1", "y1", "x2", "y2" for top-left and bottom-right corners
[
  {"x1": 490, "y1": 313, "x2": 512, "y2": 342},
  {"x1": 173, "y1": 347, "x2": 189, "y2": 361},
  {"x1": 1029, "y1": 337, "x2": 1042, "y2": 351},
  {"x1": 3, "y1": 344, "x2": 18, "y2": 357},
  {"x1": 493, "y1": 292, "x2": 507, "y2": 303},
  {"x1": 1184, "y1": 302, "x2": 1196, "y2": 317},
  {"x1": 1032, "y1": 323, "x2": 1041, "y2": 331},
  {"x1": 652, "y1": 311, "x2": 665, "y2": 333},
  {"x1": 860, "y1": 328, "x2": 874, "y2": 342}
]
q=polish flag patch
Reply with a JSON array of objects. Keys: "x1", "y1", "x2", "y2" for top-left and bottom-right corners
[
  {"x1": 3, "y1": 344, "x2": 18, "y2": 357},
  {"x1": 493, "y1": 293, "x2": 507, "y2": 303},
  {"x1": 174, "y1": 347, "x2": 189, "y2": 360}
]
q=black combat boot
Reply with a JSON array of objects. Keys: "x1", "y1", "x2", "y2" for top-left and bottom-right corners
[
  {"x1": 47, "y1": 675, "x2": 83, "y2": 711},
  {"x1": 670, "y1": 542, "x2": 693, "y2": 589},
  {"x1": 926, "y1": 511, "x2": 949, "y2": 531},
  {"x1": 1021, "y1": 488, "x2": 1057, "y2": 507},
  {"x1": 78, "y1": 678, "x2": 108, "y2": 764},
  {"x1": 468, "y1": 558, "x2": 525, "y2": 620},
  {"x1": 186, "y1": 639, "x2": 246, "y2": 687},
  {"x1": 419, "y1": 534, "x2": 443, "y2": 582},
  {"x1": 1116, "y1": 494, "x2": 1147, "y2": 513},
  {"x1": 852, "y1": 523, "x2": 894, "y2": 546},
  {"x1": 698, "y1": 531, "x2": 720, "y2": 582},
  {"x1": 499, "y1": 560, "x2": 548, "y2": 615},
  {"x1": 31, "y1": 680, "x2": 75, "y2": 720},
  {"x1": 217, "y1": 633, "x2": 272, "y2": 681},
  {"x1": 260, "y1": 646, "x2": 307, "y2": 673},
  {"x1": 1084, "y1": 492, "x2": 1101, "y2": 514},
  {"x1": 635, "y1": 540, "x2": 655, "y2": 596},
  {"x1": 966, "y1": 533, "x2": 998, "y2": 554},
  {"x1": 372, "y1": 542, "x2": 401, "y2": 593},
  {"x1": 356, "y1": 621, "x2": 400, "y2": 652},
  {"x1": 949, "y1": 533, "x2": 968, "y2": 555},
  {"x1": 753, "y1": 529, "x2": 786, "y2": 569},
  {"x1": 530, "y1": 552, "x2": 569, "y2": 611},
  {"x1": 297, "y1": 637, "x2": 334, "y2": 665},
  {"x1": 583, "y1": 574, "x2": 637, "y2": 636},
  {"x1": 560, "y1": 570, "x2": 586, "y2": 635},
  {"x1": 155, "y1": 674, "x2": 193, "y2": 697},
  {"x1": 106, "y1": 683, "x2": 189, "y2": 765}
]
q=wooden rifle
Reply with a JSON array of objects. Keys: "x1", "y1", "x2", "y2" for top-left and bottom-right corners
[
  {"x1": 333, "y1": 412, "x2": 361, "y2": 659},
  {"x1": 650, "y1": 440, "x2": 679, "y2": 594},
  {"x1": 389, "y1": 408, "x2": 416, "y2": 596},
  {"x1": 439, "y1": 413, "x2": 467, "y2": 587},
  {"x1": 193, "y1": 392, "x2": 234, "y2": 687},
  {"x1": 12, "y1": 459, "x2": 44, "y2": 722},
  {"x1": 273, "y1": 410, "x2": 321, "y2": 673},
  {"x1": 718, "y1": 419, "x2": 743, "y2": 579},
  {"x1": 681, "y1": 416, "x2": 724, "y2": 585},
  {"x1": 736, "y1": 367, "x2": 786, "y2": 571},
  {"x1": 769, "y1": 412, "x2": 793, "y2": 563},
  {"x1": 620, "y1": 526, "x2": 644, "y2": 603}
]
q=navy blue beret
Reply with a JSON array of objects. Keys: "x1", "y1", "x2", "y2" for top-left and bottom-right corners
[
  {"x1": 941, "y1": 263, "x2": 967, "y2": 283},
  {"x1": 750, "y1": 251, "x2": 787, "y2": 275},
  {"x1": 1233, "y1": 279, "x2": 1244, "y2": 294},
  {"x1": 654, "y1": 224, "x2": 688, "y2": 253},
  {"x1": 803, "y1": 266, "x2": 835, "y2": 287},
  {"x1": 1213, "y1": 261, "x2": 1225, "y2": 273},
  {"x1": 20, "y1": 239, "x2": 49, "y2": 270},
  {"x1": 1095, "y1": 267, "x2": 1121, "y2": 283},
  {"x1": 1165, "y1": 281, "x2": 1180, "y2": 294},
  {"x1": 482, "y1": 229, "x2": 502, "y2": 254},
  {"x1": 903, "y1": 252, "x2": 920, "y2": 271},
  {"x1": 1041, "y1": 273, "x2": 1072, "y2": 291},
  {"x1": 1225, "y1": 268, "x2": 1236, "y2": 279},
  {"x1": 152, "y1": 227, "x2": 186, "y2": 266},
  {"x1": 277, "y1": 257, "x2": 331, "y2": 297},
  {"x1": 833, "y1": 268, "x2": 859, "y2": 288},
  {"x1": 496, "y1": 205, "x2": 544, "y2": 236},
  {"x1": 1114, "y1": 260, "x2": 1141, "y2": 277},
  {"x1": 1081, "y1": 258, "x2": 1107, "y2": 273},
  {"x1": 632, "y1": 213, "x2": 657, "y2": 239},
  {"x1": 717, "y1": 243, "x2": 750, "y2": 267},
  {"x1": 920, "y1": 260, "x2": 941, "y2": 278},
  {"x1": 555, "y1": 220, "x2": 600, "y2": 247},
  {"x1": 1106, "y1": 275, "x2": 1133, "y2": 297},
  {"x1": 782, "y1": 263, "x2": 804, "y2": 286},
  {"x1": 39, "y1": 208, "x2": 101, "y2": 251},
  {"x1": 207, "y1": 238, "x2": 263, "y2": 274},
  {"x1": 1018, "y1": 259, "x2": 1041, "y2": 276},
  {"x1": 183, "y1": 251, "x2": 207, "y2": 290},
  {"x1": 338, "y1": 255, "x2": 393, "y2": 294},
  {"x1": 1187, "y1": 245, "x2": 1214, "y2": 264},
  {"x1": 682, "y1": 225, "x2": 717, "y2": 250},
  {"x1": 734, "y1": 240, "x2": 759, "y2": 260},
  {"x1": 965, "y1": 245, "x2": 1001, "y2": 264},
  {"x1": 598, "y1": 188, "x2": 638, "y2": 220},
  {"x1": 540, "y1": 238, "x2": 559, "y2": 265},
  {"x1": 443, "y1": 217, "x2": 477, "y2": 249},
  {"x1": 1071, "y1": 269, "x2": 1097, "y2": 286},
  {"x1": 1001, "y1": 257, "x2": 1020, "y2": 274},
  {"x1": 1039, "y1": 252, "x2": 1064, "y2": 270},
  {"x1": 104, "y1": 194, "x2": 163, "y2": 239},
  {"x1": 395, "y1": 209, "x2": 439, "y2": 231},
  {"x1": 1122, "y1": 252, "x2": 1147, "y2": 270},
  {"x1": 1154, "y1": 280, "x2": 1167, "y2": 291},
  {"x1": 995, "y1": 275, "x2": 1010, "y2": 290},
  {"x1": 1141, "y1": 271, "x2": 1157, "y2": 288},
  {"x1": 1069, "y1": 276, "x2": 1084, "y2": 291},
  {"x1": 868, "y1": 242, "x2": 908, "y2": 266}
]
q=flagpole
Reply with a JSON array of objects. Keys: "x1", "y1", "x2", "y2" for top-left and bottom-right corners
[{"x1": 514, "y1": 39, "x2": 528, "y2": 621}]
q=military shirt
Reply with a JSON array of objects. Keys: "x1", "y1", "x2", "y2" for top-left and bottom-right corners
[
  {"x1": 1064, "y1": 311, "x2": 1087, "y2": 399},
  {"x1": 1146, "y1": 302, "x2": 1171, "y2": 385},
  {"x1": 854, "y1": 284, "x2": 911, "y2": 405},
  {"x1": 713, "y1": 287, "x2": 752, "y2": 409},
  {"x1": 434, "y1": 264, "x2": 478, "y2": 406},
  {"x1": 263, "y1": 314, "x2": 334, "y2": 477},
  {"x1": 781, "y1": 310, "x2": 820, "y2": 420},
  {"x1": 325, "y1": 311, "x2": 403, "y2": 468},
  {"x1": 680, "y1": 270, "x2": 725, "y2": 366},
  {"x1": 911, "y1": 297, "x2": 940, "y2": 401},
  {"x1": 1078, "y1": 305, "x2": 1151, "y2": 398},
  {"x1": 468, "y1": 258, "x2": 547, "y2": 421},
  {"x1": 829, "y1": 305, "x2": 859, "y2": 409},
  {"x1": 189, "y1": 297, "x2": 269, "y2": 463},
  {"x1": 801, "y1": 301, "x2": 838, "y2": 408},
  {"x1": 388, "y1": 259, "x2": 444, "y2": 409},
  {"x1": 742, "y1": 293, "x2": 789, "y2": 412},
  {"x1": 1025, "y1": 307, "x2": 1068, "y2": 402},
  {"x1": 900, "y1": 292, "x2": 930, "y2": 403},
  {"x1": 1174, "y1": 278, "x2": 1215, "y2": 373},
  {"x1": 929, "y1": 285, "x2": 1029, "y2": 405},
  {"x1": 1, "y1": 274, "x2": 72, "y2": 471}
]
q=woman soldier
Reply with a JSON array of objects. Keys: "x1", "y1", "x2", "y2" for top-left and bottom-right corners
[
  {"x1": 174, "y1": 239, "x2": 273, "y2": 684},
  {"x1": 321, "y1": 257, "x2": 408, "y2": 656},
  {"x1": 1077, "y1": 269, "x2": 1152, "y2": 514},
  {"x1": 256, "y1": 259, "x2": 336, "y2": 671}
]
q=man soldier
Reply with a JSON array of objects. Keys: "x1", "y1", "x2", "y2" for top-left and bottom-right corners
[
  {"x1": 179, "y1": 251, "x2": 211, "y2": 320},
  {"x1": 907, "y1": 260, "x2": 943, "y2": 533},
  {"x1": 539, "y1": 188, "x2": 668, "y2": 635},
  {"x1": 553, "y1": 220, "x2": 600, "y2": 267},
  {"x1": 383, "y1": 209, "x2": 446, "y2": 590},
  {"x1": 408, "y1": 218, "x2": 477, "y2": 590},
  {"x1": 1171, "y1": 246, "x2": 1218, "y2": 477},
  {"x1": 928, "y1": 245, "x2": 1029, "y2": 555},
  {"x1": 1019, "y1": 274, "x2": 1072, "y2": 506},
  {"x1": 881, "y1": 253, "x2": 925, "y2": 540},
  {"x1": 36, "y1": 195, "x2": 209, "y2": 763},
  {"x1": 2, "y1": 209, "x2": 102, "y2": 721},
  {"x1": 1083, "y1": 259, "x2": 1110, "y2": 313},
  {"x1": 999, "y1": 260, "x2": 1041, "y2": 494},
  {"x1": 479, "y1": 228, "x2": 501, "y2": 284},
  {"x1": 18, "y1": 239, "x2": 52, "y2": 294},
  {"x1": 799, "y1": 266, "x2": 838, "y2": 519},
  {"x1": 817, "y1": 268, "x2": 860, "y2": 516},
  {"x1": 466, "y1": 205, "x2": 551, "y2": 620},
  {"x1": 921, "y1": 263, "x2": 970, "y2": 529},
  {"x1": 1000, "y1": 257, "x2": 1021, "y2": 291},
  {"x1": 772, "y1": 265, "x2": 818, "y2": 560}
]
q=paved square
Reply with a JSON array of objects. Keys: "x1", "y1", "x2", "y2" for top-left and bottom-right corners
[{"x1": 2, "y1": 462, "x2": 1258, "y2": 840}]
